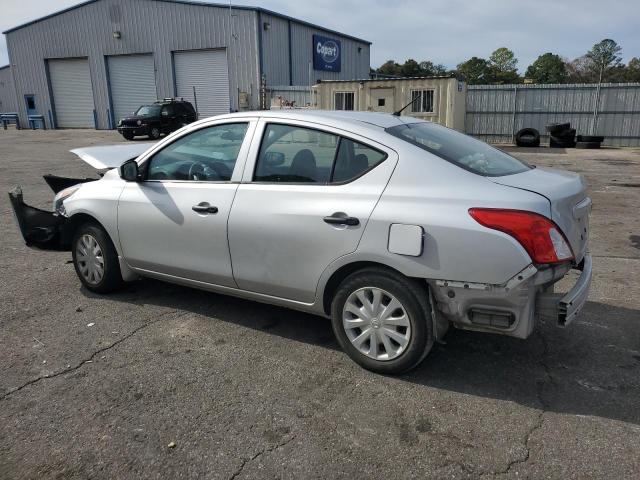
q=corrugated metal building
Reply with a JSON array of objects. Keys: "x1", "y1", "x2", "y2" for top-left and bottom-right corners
[
  {"x1": 0, "y1": 65, "x2": 17, "y2": 113},
  {"x1": 1, "y1": 0, "x2": 370, "y2": 130},
  {"x1": 313, "y1": 76, "x2": 467, "y2": 131}
]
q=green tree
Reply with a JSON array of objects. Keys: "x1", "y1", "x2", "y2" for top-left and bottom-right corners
[
  {"x1": 525, "y1": 53, "x2": 568, "y2": 83},
  {"x1": 626, "y1": 57, "x2": 640, "y2": 82},
  {"x1": 488, "y1": 47, "x2": 520, "y2": 84},
  {"x1": 456, "y1": 56, "x2": 491, "y2": 84},
  {"x1": 419, "y1": 60, "x2": 448, "y2": 76},
  {"x1": 400, "y1": 59, "x2": 422, "y2": 77},
  {"x1": 586, "y1": 39, "x2": 623, "y2": 82},
  {"x1": 377, "y1": 60, "x2": 401, "y2": 76}
]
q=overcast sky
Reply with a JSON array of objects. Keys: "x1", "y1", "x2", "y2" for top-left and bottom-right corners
[{"x1": 1, "y1": 0, "x2": 638, "y2": 71}]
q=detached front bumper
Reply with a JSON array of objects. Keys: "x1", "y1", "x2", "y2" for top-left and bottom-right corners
[
  {"x1": 8, "y1": 187, "x2": 68, "y2": 250},
  {"x1": 537, "y1": 254, "x2": 592, "y2": 327}
]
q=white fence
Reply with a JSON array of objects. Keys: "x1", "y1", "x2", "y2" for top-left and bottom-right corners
[{"x1": 466, "y1": 83, "x2": 640, "y2": 147}]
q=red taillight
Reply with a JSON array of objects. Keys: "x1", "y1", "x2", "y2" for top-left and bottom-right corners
[{"x1": 469, "y1": 208, "x2": 574, "y2": 265}]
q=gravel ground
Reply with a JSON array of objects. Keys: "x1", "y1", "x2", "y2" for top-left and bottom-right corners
[{"x1": 1, "y1": 129, "x2": 639, "y2": 479}]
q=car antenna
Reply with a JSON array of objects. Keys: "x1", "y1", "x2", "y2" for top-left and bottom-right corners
[{"x1": 393, "y1": 95, "x2": 420, "y2": 116}]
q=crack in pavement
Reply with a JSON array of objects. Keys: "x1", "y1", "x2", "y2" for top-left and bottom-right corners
[
  {"x1": 0, "y1": 309, "x2": 184, "y2": 401},
  {"x1": 229, "y1": 435, "x2": 297, "y2": 480},
  {"x1": 495, "y1": 333, "x2": 554, "y2": 477}
]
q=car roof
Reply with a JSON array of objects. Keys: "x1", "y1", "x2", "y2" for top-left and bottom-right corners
[
  {"x1": 211, "y1": 110, "x2": 425, "y2": 131},
  {"x1": 154, "y1": 99, "x2": 190, "y2": 105}
]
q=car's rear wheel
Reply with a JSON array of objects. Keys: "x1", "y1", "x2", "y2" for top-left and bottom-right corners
[
  {"x1": 72, "y1": 223, "x2": 123, "y2": 294},
  {"x1": 149, "y1": 127, "x2": 161, "y2": 140},
  {"x1": 331, "y1": 268, "x2": 433, "y2": 374}
]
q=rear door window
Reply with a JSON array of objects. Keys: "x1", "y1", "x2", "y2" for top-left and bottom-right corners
[
  {"x1": 386, "y1": 122, "x2": 531, "y2": 176},
  {"x1": 254, "y1": 123, "x2": 387, "y2": 184},
  {"x1": 332, "y1": 138, "x2": 387, "y2": 183},
  {"x1": 254, "y1": 124, "x2": 339, "y2": 183}
]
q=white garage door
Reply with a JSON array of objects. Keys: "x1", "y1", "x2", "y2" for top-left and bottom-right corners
[
  {"x1": 174, "y1": 49, "x2": 230, "y2": 119},
  {"x1": 108, "y1": 54, "x2": 157, "y2": 123},
  {"x1": 48, "y1": 58, "x2": 94, "y2": 128}
]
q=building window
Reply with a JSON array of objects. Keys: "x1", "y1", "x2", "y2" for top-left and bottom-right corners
[
  {"x1": 410, "y1": 89, "x2": 435, "y2": 114},
  {"x1": 377, "y1": 98, "x2": 385, "y2": 107},
  {"x1": 334, "y1": 92, "x2": 355, "y2": 111}
]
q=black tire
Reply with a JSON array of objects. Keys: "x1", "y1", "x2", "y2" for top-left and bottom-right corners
[
  {"x1": 122, "y1": 132, "x2": 134, "y2": 141},
  {"x1": 331, "y1": 268, "x2": 434, "y2": 375},
  {"x1": 553, "y1": 128, "x2": 576, "y2": 140},
  {"x1": 72, "y1": 222, "x2": 124, "y2": 294},
  {"x1": 575, "y1": 141, "x2": 601, "y2": 149},
  {"x1": 148, "y1": 126, "x2": 161, "y2": 140},
  {"x1": 549, "y1": 136, "x2": 576, "y2": 148},
  {"x1": 546, "y1": 122, "x2": 571, "y2": 134},
  {"x1": 515, "y1": 128, "x2": 540, "y2": 147},
  {"x1": 577, "y1": 135, "x2": 604, "y2": 143}
]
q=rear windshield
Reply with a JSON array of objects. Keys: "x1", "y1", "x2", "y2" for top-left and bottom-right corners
[{"x1": 386, "y1": 122, "x2": 532, "y2": 176}]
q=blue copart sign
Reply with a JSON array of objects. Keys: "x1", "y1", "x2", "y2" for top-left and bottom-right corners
[{"x1": 313, "y1": 35, "x2": 341, "y2": 72}]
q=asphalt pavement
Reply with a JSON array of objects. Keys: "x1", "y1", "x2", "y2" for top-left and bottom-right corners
[{"x1": 1, "y1": 129, "x2": 639, "y2": 479}]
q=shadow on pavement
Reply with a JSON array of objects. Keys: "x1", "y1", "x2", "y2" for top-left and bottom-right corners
[{"x1": 86, "y1": 278, "x2": 640, "y2": 426}]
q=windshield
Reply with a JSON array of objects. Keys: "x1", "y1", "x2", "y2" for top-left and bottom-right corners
[
  {"x1": 386, "y1": 122, "x2": 532, "y2": 176},
  {"x1": 135, "y1": 105, "x2": 161, "y2": 117}
]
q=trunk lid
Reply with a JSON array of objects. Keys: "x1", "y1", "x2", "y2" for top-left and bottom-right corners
[{"x1": 490, "y1": 167, "x2": 590, "y2": 263}]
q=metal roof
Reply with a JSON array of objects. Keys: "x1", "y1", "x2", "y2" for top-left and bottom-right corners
[
  {"x1": 0, "y1": 65, "x2": 10, "y2": 70},
  {"x1": 319, "y1": 74, "x2": 459, "y2": 84},
  {"x1": 2, "y1": 0, "x2": 372, "y2": 45}
]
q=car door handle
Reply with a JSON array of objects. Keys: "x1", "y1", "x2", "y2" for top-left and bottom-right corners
[
  {"x1": 323, "y1": 213, "x2": 359, "y2": 226},
  {"x1": 192, "y1": 202, "x2": 218, "y2": 214}
]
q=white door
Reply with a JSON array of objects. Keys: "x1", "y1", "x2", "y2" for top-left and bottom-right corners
[
  {"x1": 108, "y1": 54, "x2": 157, "y2": 122},
  {"x1": 173, "y1": 49, "x2": 230, "y2": 119},
  {"x1": 118, "y1": 121, "x2": 255, "y2": 286},
  {"x1": 48, "y1": 58, "x2": 94, "y2": 128}
]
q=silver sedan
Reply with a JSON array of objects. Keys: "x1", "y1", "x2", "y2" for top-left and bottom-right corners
[{"x1": 9, "y1": 110, "x2": 592, "y2": 374}]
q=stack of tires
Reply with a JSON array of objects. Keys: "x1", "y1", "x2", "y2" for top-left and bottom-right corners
[
  {"x1": 546, "y1": 122, "x2": 576, "y2": 148},
  {"x1": 576, "y1": 135, "x2": 604, "y2": 149},
  {"x1": 515, "y1": 128, "x2": 540, "y2": 147}
]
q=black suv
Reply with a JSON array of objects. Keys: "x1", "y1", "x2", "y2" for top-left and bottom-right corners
[{"x1": 117, "y1": 98, "x2": 197, "y2": 140}]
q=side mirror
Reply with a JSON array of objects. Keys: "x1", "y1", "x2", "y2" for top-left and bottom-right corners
[
  {"x1": 120, "y1": 159, "x2": 140, "y2": 181},
  {"x1": 263, "y1": 151, "x2": 285, "y2": 166}
]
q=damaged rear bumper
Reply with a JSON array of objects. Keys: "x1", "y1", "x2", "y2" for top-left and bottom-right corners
[
  {"x1": 537, "y1": 254, "x2": 592, "y2": 327},
  {"x1": 8, "y1": 186, "x2": 68, "y2": 251},
  {"x1": 430, "y1": 254, "x2": 592, "y2": 339}
]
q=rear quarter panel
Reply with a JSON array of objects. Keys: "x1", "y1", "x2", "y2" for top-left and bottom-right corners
[{"x1": 332, "y1": 141, "x2": 552, "y2": 286}]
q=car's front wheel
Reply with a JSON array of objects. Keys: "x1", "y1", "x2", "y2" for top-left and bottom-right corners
[
  {"x1": 122, "y1": 132, "x2": 134, "y2": 141},
  {"x1": 72, "y1": 223, "x2": 123, "y2": 294},
  {"x1": 331, "y1": 268, "x2": 433, "y2": 374}
]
